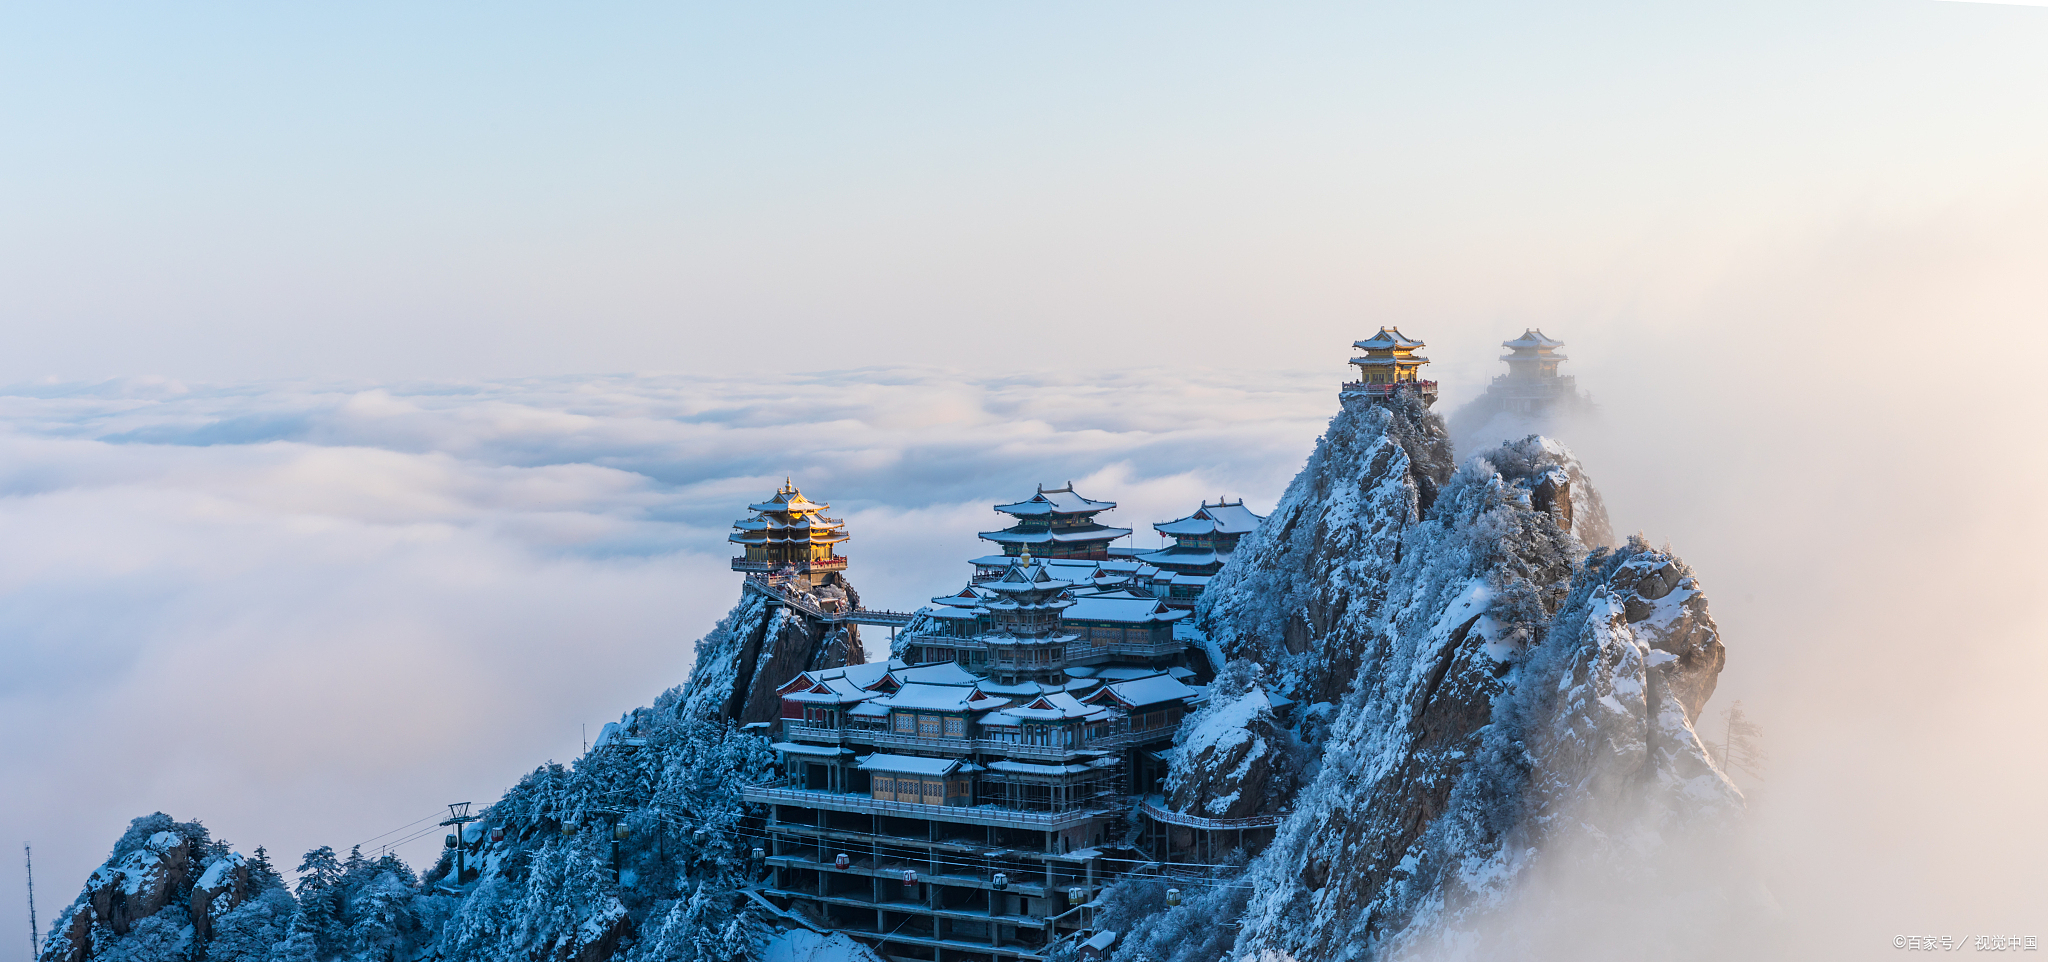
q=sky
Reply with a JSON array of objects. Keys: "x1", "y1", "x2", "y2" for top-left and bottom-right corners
[{"x1": 1, "y1": 2, "x2": 2046, "y2": 960}]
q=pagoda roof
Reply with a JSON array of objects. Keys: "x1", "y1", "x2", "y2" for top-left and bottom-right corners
[
  {"x1": 1349, "y1": 355, "x2": 1430, "y2": 367},
  {"x1": 1352, "y1": 327, "x2": 1426, "y2": 351},
  {"x1": 1133, "y1": 546, "x2": 1226, "y2": 569},
  {"x1": 1153, "y1": 499, "x2": 1263, "y2": 537},
  {"x1": 1501, "y1": 328, "x2": 1566, "y2": 351},
  {"x1": 1062, "y1": 593, "x2": 1188, "y2": 625},
  {"x1": 1083, "y1": 673, "x2": 1199, "y2": 710},
  {"x1": 993, "y1": 484, "x2": 1117, "y2": 517},
  {"x1": 746, "y1": 481, "x2": 832, "y2": 515},
  {"x1": 856, "y1": 754, "x2": 976, "y2": 777},
  {"x1": 978, "y1": 526, "x2": 1133, "y2": 545}
]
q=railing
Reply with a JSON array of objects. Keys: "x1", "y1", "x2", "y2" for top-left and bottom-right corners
[
  {"x1": 731, "y1": 557, "x2": 849, "y2": 573},
  {"x1": 778, "y1": 723, "x2": 1171, "y2": 759},
  {"x1": 1486, "y1": 374, "x2": 1577, "y2": 398},
  {"x1": 741, "y1": 574, "x2": 918, "y2": 626},
  {"x1": 743, "y1": 785, "x2": 1114, "y2": 830},
  {"x1": 1137, "y1": 796, "x2": 1285, "y2": 831},
  {"x1": 1340, "y1": 380, "x2": 1439, "y2": 398}
]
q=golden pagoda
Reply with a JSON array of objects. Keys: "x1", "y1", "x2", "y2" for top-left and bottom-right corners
[
  {"x1": 1344, "y1": 327, "x2": 1438, "y2": 405},
  {"x1": 730, "y1": 480, "x2": 849, "y2": 586}
]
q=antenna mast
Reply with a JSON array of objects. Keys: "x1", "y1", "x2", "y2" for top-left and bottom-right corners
[{"x1": 25, "y1": 842, "x2": 39, "y2": 961}]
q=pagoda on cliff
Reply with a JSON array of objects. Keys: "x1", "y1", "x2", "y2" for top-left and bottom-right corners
[
  {"x1": 976, "y1": 484, "x2": 1132, "y2": 563},
  {"x1": 1343, "y1": 327, "x2": 1437, "y2": 405},
  {"x1": 1135, "y1": 498, "x2": 1265, "y2": 608},
  {"x1": 1487, "y1": 328, "x2": 1580, "y2": 413},
  {"x1": 730, "y1": 480, "x2": 850, "y2": 586}
]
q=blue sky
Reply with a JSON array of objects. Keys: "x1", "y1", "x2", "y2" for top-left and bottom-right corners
[
  {"x1": 3, "y1": 2, "x2": 2046, "y2": 380},
  {"x1": 1, "y1": 4, "x2": 2046, "y2": 959}
]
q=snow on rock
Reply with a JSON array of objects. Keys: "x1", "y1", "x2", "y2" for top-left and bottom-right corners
[
  {"x1": 40, "y1": 815, "x2": 260, "y2": 962},
  {"x1": 1166, "y1": 682, "x2": 1299, "y2": 820},
  {"x1": 679, "y1": 575, "x2": 868, "y2": 726},
  {"x1": 761, "y1": 929, "x2": 887, "y2": 962},
  {"x1": 1216, "y1": 428, "x2": 1739, "y2": 961},
  {"x1": 1195, "y1": 394, "x2": 1456, "y2": 711}
]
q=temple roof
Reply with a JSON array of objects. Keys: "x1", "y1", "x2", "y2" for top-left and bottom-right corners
[
  {"x1": 1352, "y1": 327, "x2": 1426, "y2": 351},
  {"x1": 1085, "y1": 672, "x2": 1200, "y2": 709},
  {"x1": 977, "y1": 526, "x2": 1133, "y2": 545},
  {"x1": 993, "y1": 484, "x2": 1116, "y2": 517},
  {"x1": 746, "y1": 480, "x2": 832, "y2": 515},
  {"x1": 1153, "y1": 499, "x2": 1264, "y2": 537},
  {"x1": 857, "y1": 753, "x2": 975, "y2": 776},
  {"x1": 1502, "y1": 328, "x2": 1566, "y2": 351},
  {"x1": 1061, "y1": 593, "x2": 1188, "y2": 625}
]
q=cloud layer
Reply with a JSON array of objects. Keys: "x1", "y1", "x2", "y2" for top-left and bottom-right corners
[{"x1": 0, "y1": 367, "x2": 1336, "y2": 930}]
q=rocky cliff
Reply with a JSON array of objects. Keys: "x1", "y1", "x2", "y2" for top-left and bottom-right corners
[
  {"x1": 41, "y1": 572, "x2": 864, "y2": 962},
  {"x1": 1121, "y1": 406, "x2": 1737, "y2": 962},
  {"x1": 678, "y1": 575, "x2": 865, "y2": 726}
]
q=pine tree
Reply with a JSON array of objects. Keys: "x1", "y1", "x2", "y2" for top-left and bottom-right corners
[{"x1": 1713, "y1": 700, "x2": 1767, "y2": 781}]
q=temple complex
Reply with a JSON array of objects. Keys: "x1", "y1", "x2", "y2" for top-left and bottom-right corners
[
  {"x1": 1342, "y1": 327, "x2": 1438, "y2": 405},
  {"x1": 730, "y1": 480, "x2": 850, "y2": 587},
  {"x1": 744, "y1": 488, "x2": 1218, "y2": 961},
  {"x1": 1135, "y1": 499, "x2": 1266, "y2": 608}
]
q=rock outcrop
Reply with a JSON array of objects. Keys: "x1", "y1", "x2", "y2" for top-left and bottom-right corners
[
  {"x1": 41, "y1": 815, "x2": 259, "y2": 962},
  {"x1": 1207, "y1": 431, "x2": 1738, "y2": 961},
  {"x1": 679, "y1": 574, "x2": 866, "y2": 726}
]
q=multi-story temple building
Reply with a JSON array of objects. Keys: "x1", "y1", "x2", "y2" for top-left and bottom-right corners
[
  {"x1": 1487, "y1": 328, "x2": 1579, "y2": 414},
  {"x1": 730, "y1": 481, "x2": 851, "y2": 587},
  {"x1": 743, "y1": 488, "x2": 1212, "y2": 961},
  {"x1": 1342, "y1": 327, "x2": 1437, "y2": 405},
  {"x1": 974, "y1": 485, "x2": 1132, "y2": 566},
  {"x1": 1134, "y1": 499, "x2": 1265, "y2": 609}
]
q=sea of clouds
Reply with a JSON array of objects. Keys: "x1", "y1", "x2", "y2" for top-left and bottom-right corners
[{"x1": 0, "y1": 366, "x2": 1338, "y2": 914}]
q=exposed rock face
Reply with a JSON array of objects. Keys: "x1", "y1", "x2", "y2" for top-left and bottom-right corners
[
  {"x1": 1195, "y1": 395, "x2": 1456, "y2": 711},
  {"x1": 1207, "y1": 431, "x2": 1739, "y2": 961},
  {"x1": 42, "y1": 816, "x2": 255, "y2": 962},
  {"x1": 1166, "y1": 683, "x2": 1300, "y2": 820},
  {"x1": 679, "y1": 573, "x2": 866, "y2": 726}
]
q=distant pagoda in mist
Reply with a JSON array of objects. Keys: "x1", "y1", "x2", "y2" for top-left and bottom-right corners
[
  {"x1": 1484, "y1": 328, "x2": 1586, "y2": 415},
  {"x1": 729, "y1": 480, "x2": 849, "y2": 587},
  {"x1": 1342, "y1": 327, "x2": 1439, "y2": 406}
]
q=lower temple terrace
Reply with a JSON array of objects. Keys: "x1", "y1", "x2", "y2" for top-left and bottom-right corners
[{"x1": 742, "y1": 485, "x2": 1231, "y2": 960}]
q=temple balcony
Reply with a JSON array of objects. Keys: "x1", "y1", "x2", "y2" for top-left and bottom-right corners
[
  {"x1": 1340, "y1": 379, "x2": 1438, "y2": 400},
  {"x1": 1487, "y1": 373, "x2": 1579, "y2": 398},
  {"x1": 743, "y1": 782, "x2": 1115, "y2": 831}
]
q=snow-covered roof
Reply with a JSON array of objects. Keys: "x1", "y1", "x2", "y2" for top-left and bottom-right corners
[
  {"x1": 1152, "y1": 500, "x2": 1264, "y2": 537},
  {"x1": 992, "y1": 485, "x2": 1116, "y2": 517},
  {"x1": 879, "y1": 683, "x2": 979, "y2": 712},
  {"x1": 985, "y1": 692, "x2": 1109, "y2": 724},
  {"x1": 977, "y1": 526, "x2": 1134, "y2": 545},
  {"x1": 986, "y1": 759, "x2": 1115, "y2": 777},
  {"x1": 1062, "y1": 594, "x2": 1188, "y2": 625},
  {"x1": 1133, "y1": 546, "x2": 1224, "y2": 568},
  {"x1": 1090, "y1": 673, "x2": 1199, "y2": 709},
  {"x1": 1501, "y1": 328, "x2": 1566, "y2": 351},
  {"x1": 892, "y1": 663, "x2": 981, "y2": 687},
  {"x1": 856, "y1": 754, "x2": 968, "y2": 776},
  {"x1": 1352, "y1": 327, "x2": 1425, "y2": 351},
  {"x1": 770, "y1": 742, "x2": 853, "y2": 757}
]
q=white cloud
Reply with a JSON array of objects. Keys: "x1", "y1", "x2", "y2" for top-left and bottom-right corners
[{"x1": 0, "y1": 366, "x2": 1332, "y2": 913}]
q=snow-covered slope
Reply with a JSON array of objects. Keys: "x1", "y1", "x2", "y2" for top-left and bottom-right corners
[
  {"x1": 1212, "y1": 430, "x2": 1736, "y2": 961},
  {"x1": 41, "y1": 576, "x2": 865, "y2": 962},
  {"x1": 680, "y1": 577, "x2": 866, "y2": 726}
]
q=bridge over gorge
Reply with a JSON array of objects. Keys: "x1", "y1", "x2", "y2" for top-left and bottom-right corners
[{"x1": 741, "y1": 573, "x2": 918, "y2": 630}]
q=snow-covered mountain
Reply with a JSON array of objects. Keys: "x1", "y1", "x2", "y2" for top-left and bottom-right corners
[
  {"x1": 1107, "y1": 397, "x2": 1738, "y2": 962},
  {"x1": 39, "y1": 392, "x2": 1739, "y2": 962}
]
